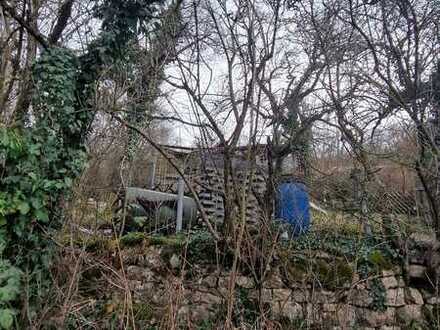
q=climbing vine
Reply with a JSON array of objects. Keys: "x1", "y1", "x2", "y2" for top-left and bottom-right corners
[
  {"x1": 0, "y1": 49, "x2": 86, "y2": 321},
  {"x1": 0, "y1": 0, "x2": 164, "y2": 327},
  {"x1": 290, "y1": 231, "x2": 400, "y2": 311}
]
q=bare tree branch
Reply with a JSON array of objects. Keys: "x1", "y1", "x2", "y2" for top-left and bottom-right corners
[
  {"x1": 0, "y1": 0, "x2": 49, "y2": 49},
  {"x1": 48, "y1": 0, "x2": 75, "y2": 44}
]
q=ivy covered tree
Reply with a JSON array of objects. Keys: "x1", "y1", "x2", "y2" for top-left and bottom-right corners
[{"x1": 0, "y1": 0, "x2": 170, "y2": 326}]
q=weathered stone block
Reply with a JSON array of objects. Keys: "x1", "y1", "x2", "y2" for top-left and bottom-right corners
[
  {"x1": 315, "y1": 251, "x2": 332, "y2": 260},
  {"x1": 143, "y1": 248, "x2": 163, "y2": 268},
  {"x1": 272, "y1": 288, "x2": 291, "y2": 302},
  {"x1": 201, "y1": 275, "x2": 218, "y2": 288},
  {"x1": 405, "y1": 288, "x2": 424, "y2": 305},
  {"x1": 382, "y1": 270, "x2": 395, "y2": 277},
  {"x1": 410, "y1": 233, "x2": 440, "y2": 250},
  {"x1": 291, "y1": 290, "x2": 308, "y2": 303},
  {"x1": 218, "y1": 275, "x2": 230, "y2": 288},
  {"x1": 382, "y1": 275, "x2": 398, "y2": 289},
  {"x1": 311, "y1": 290, "x2": 336, "y2": 304},
  {"x1": 178, "y1": 305, "x2": 190, "y2": 319},
  {"x1": 215, "y1": 286, "x2": 228, "y2": 297},
  {"x1": 349, "y1": 289, "x2": 373, "y2": 307},
  {"x1": 396, "y1": 305, "x2": 422, "y2": 324},
  {"x1": 200, "y1": 292, "x2": 222, "y2": 305},
  {"x1": 272, "y1": 301, "x2": 303, "y2": 320},
  {"x1": 129, "y1": 280, "x2": 143, "y2": 291},
  {"x1": 355, "y1": 282, "x2": 367, "y2": 290},
  {"x1": 427, "y1": 296, "x2": 440, "y2": 304},
  {"x1": 321, "y1": 312, "x2": 340, "y2": 327},
  {"x1": 136, "y1": 281, "x2": 156, "y2": 292},
  {"x1": 126, "y1": 265, "x2": 146, "y2": 280},
  {"x1": 408, "y1": 252, "x2": 425, "y2": 265},
  {"x1": 151, "y1": 291, "x2": 167, "y2": 305},
  {"x1": 264, "y1": 272, "x2": 284, "y2": 289},
  {"x1": 408, "y1": 265, "x2": 427, "y2": 279},
  {"x1": 169, "y1": 254, "x2": 180, "y2": 269},
  {"x1": 236, "y1": 275, "x2": 254, "y2": 289},
  {"x1": 356, "y1": 307, "x2": 395, "y2": 327},
  {"x1": 334, "y1": 304, "x2": 356, "y2": 328},
  {"x1": 190, "y1": 303, "x2": 216, "y2": 322},
  {"x1": 323, "y1": 303, "x2": 337, "y2": 312},
  {"x1": 385, "y1": 288, "x2": 405, "y2": 307},
  {"x1": 186, "y1": 290, "x2": 203, "y2": 303}
]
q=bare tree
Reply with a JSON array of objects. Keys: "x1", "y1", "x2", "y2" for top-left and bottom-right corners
[
  {"x1": 164, "y1": 0, "x2": 278, "y2": 238},
  {"x1": 0, "y1": 0, "x2": 95, "y2": 125},
  {"x1": 339, "y1": 0, "x2": 440, "y2": 236}
]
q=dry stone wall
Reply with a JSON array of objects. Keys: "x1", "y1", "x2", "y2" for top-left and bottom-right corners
[{"x1": 120, "y1": 234, "x2": 440, "y2": 329}]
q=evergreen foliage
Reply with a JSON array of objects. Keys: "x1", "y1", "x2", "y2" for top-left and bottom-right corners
[{"x1": 0, "y1": 0, "x2": 163, "y2": 326}]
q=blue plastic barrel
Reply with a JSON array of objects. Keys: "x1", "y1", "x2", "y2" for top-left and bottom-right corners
[{"x1": 275, "y1": 182, "x2": 310, "y2": 236}]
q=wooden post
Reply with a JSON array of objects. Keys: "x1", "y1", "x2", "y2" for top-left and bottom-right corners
[
  {"x1": 176, "y1": 177, "x2": 184, "y2": 233},
  {"x1": 147, "y1": 160, "x2": 156, "y2": 189}
]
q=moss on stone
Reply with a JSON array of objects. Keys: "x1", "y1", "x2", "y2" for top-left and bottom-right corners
[
  {"x1": 286, "y1": 264, "x2": 308, "y2": 282},
  {"x1": 282, "y1": 255, "x2": 309, "y2": 282},
  {"x1": 120, "y1": 232, "x2": 186, "y2": 249},
  {"x1": 120, "y1": 232, "x2": 148, "y2": 247},
  {"x1": 59, "y1": 232, "x2": 116, "y2": 252},
  {"x1": 368, "y1": 249, "x2": 393, "y2": 271},
  {"x1": 314, "y1": 259, "x2": 353, "y2": 288},
  {"x1": 148, "y1": 234, "x2": 186, "y2": 248},
  {"x1": 280, "y1": 254, "x2": 353, "y2": 288}
]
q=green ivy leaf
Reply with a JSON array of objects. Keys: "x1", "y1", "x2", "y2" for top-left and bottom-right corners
[
  {"x1": 17, "y1": 202, "x2": 30, "y2": 215},
  {"x1": 0, "y1": 309, "x2": 13, "y2": 330},
  {"x1": 0, "y1": 287, "x2": 15, "y2": 302},
  {"x1": 0, "y1": 130, "x2": 9, "y2": 146},
  {"x1": 30, "y1": 198, "x2": 42, "y2": 209},
  {"x1": 35, "y1": 210, "x2": 49, "y2": 223},
  {"x1": 64, "y1": 177, "x2": 73, "y2": 187}
]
